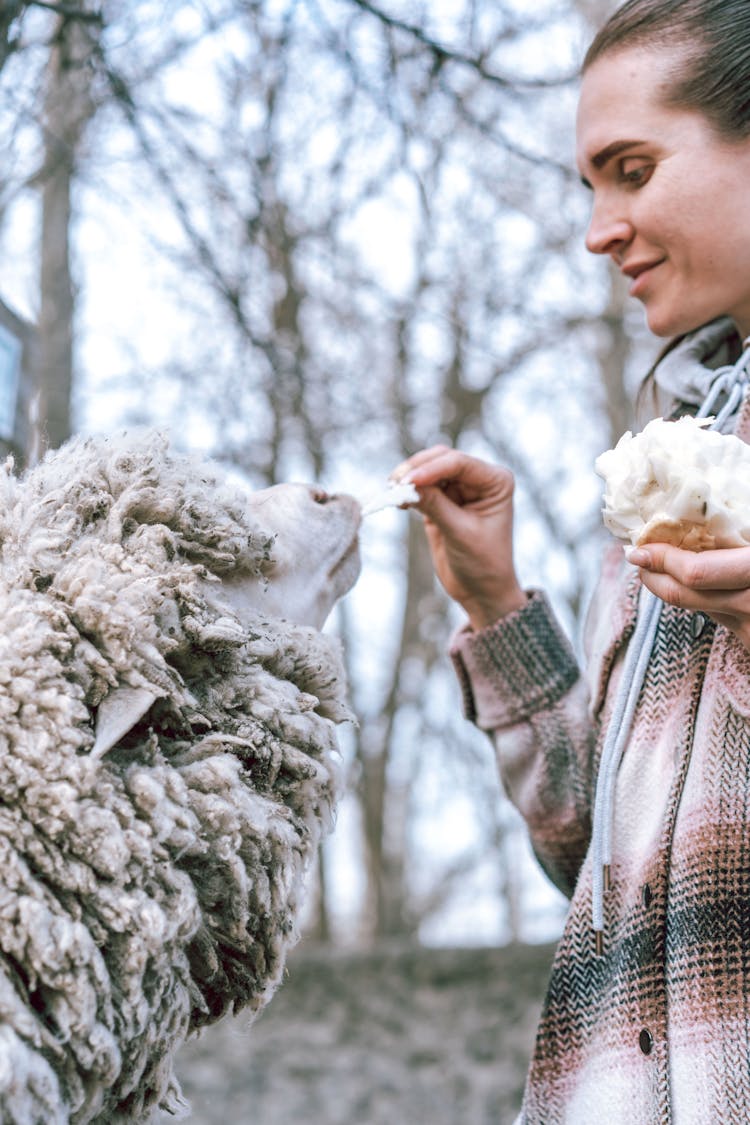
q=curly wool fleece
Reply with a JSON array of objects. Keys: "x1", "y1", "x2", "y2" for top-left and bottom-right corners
[{"x1": 0, "y1": 431, "x2": 353, "y2": 1123}]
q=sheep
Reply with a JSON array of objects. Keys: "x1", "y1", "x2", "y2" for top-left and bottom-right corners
[{"x1": 0, "y1": 429, "x2": 362, "y2": 1123}]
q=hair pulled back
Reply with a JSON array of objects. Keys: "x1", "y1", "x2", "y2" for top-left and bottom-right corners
[{"x1": 584, "y1": 0, "x2": 750, "y2": 139}]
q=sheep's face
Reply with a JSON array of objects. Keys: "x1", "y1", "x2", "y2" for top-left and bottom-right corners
[{"x1": 222, "y1": 483, "x2": 362, "y2": 629}]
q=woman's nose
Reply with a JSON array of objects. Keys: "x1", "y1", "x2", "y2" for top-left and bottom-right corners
[{"x1": 585, "y1": 201, "x2": 633, "y2": 257}]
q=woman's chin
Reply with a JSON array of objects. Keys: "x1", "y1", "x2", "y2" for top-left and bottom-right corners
[{"x1": 644, "y1": 304, "x2": 707, "y2": 339}]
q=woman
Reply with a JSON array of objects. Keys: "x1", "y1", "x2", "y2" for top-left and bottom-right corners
[{"x1": 396, "y1": 2, "x2": 750, "y2": 1121}]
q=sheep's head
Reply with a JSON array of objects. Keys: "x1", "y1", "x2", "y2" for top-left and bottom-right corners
[
  {"x1": 218, "y1": 482, "x2": 362, "y2": 630},
  {"x1": 93, "y1": 477, "x2": 362, "y2": 758},
  {"x1": 595, "y1": 415, "x2": 750, "y2": 551}
]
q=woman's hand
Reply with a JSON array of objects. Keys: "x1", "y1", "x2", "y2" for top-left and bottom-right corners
[
  {"x1": 393, "y1": 445, "x2": 527, "y2": 630},
  {"x1": 628, "y1": 543, "x2": 750, "y2": 650}
]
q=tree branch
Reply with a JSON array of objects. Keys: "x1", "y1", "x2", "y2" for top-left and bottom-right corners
[
  {"x1": 29, "y1": 1, "x2": 103, "y2": 21},
  {"x1": 348, "y1": 0, "x2": 577, "y2": 89}
]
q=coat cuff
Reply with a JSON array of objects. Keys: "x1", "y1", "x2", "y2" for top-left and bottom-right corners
[{"x1": 450, "y1": 590, "x2": 580, "y2": 730}]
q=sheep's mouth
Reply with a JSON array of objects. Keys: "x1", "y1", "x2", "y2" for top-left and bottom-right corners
[{"x1": 328, "y1": 533, "x2": 361, "y2": 589}]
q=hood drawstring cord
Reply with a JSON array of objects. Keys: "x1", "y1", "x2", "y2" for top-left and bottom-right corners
[{"x1": 591, "y1": 341, "x2": 750, "y2": 956}]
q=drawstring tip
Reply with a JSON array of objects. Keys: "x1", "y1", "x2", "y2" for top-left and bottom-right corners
[
  {"x1": 603, "y1": 864, "x2": 612, "y2": 892},
  {"x1": 594, "y1": 930, "x2": 603, "y2": 956}
]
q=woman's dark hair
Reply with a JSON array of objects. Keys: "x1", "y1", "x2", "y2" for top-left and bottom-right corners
[{"x1": 584, "y1": 0, "x2": 750, "y2": 139}]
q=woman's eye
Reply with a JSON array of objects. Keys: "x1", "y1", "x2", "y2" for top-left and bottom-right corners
[{"x1": 620, "y1": 160, "x2": 653, "y2": 187}]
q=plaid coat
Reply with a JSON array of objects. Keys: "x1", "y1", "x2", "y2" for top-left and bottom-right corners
[{"x1": 450, "y1": 401, "x2": 750, "y2": 1124}]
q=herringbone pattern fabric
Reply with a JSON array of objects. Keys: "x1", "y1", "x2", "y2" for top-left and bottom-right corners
[{"x1": 451, "y1": 546, "x2": 750, "y2": 1123}]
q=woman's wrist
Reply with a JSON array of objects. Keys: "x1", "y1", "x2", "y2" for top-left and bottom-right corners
[{"x1": 464, "y1": 587, "x2": 528, "y2": 631}]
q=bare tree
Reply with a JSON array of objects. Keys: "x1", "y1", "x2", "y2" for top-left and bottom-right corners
[{"x1": 0, "y1": 0, "x2": 641, "y2": 946}]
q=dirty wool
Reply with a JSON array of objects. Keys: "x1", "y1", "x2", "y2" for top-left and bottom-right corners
[{"x1": 0, "y1": 431, "x2": 353, "y2": 1123}]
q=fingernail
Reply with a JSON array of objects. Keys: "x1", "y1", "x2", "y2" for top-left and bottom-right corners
[{"x1": 625, "y1": 547, "x2": 651, "y2": 568}]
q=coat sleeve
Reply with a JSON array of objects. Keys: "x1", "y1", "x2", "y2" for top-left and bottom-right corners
[{"x1": 450, "y1": 589, "x2": 598, "y2": 899}]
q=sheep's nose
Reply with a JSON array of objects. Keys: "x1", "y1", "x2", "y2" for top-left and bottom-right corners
[
  {"x1": 310, "y1": 487, "x2": 332, "y2": 505},
  {"x1": 308, "y1": 486, "x2": 359, "y2": 515}
]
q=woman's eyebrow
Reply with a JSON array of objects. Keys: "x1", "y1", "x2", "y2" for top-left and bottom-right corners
[
  {"x1": 579, "y1": 138, "x2": 647, "y2": 189},
  {"x1": 590, "y1": 138, "x2": 646, "y2": 170}
]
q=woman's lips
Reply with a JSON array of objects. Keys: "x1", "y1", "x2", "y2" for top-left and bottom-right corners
[{"x1": 626, "y1": 260, "x2": 665, "y2": 298}]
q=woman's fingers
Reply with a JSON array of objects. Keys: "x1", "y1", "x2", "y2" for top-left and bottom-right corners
[
  {"x1": 393, "y1": 448, "x2": 515, "y2": 515},
  {"x1": 631, "y1": 543, "x2": 750, "y2": 625},
  {"x1": 391, "y1": 445, "x2": 452, "y2": 481},
  {"x1": 392, "y1": 447, "x2": 523, "y2": 628},
  {"x1": 629, "y1": 543, "x2": 750, "y2": 591},
  {"x1": 417, "y1": 482, "x2": 466, "y2": 527},
  {"x1": 637, "y1": 569, "x2": 738, "y2": 613}
]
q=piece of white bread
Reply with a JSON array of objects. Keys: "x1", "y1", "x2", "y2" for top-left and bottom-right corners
[
  {"x1": 595, "y1": 416, "x2": 750, "y2": 551},
  {"x1": 360, "y1": 479, "x2": 419, "y2": 516}
]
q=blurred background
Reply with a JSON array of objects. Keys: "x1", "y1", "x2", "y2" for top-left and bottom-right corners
[{"x1": 0, "y1": 1, "x2": 653, "y2": 1120}]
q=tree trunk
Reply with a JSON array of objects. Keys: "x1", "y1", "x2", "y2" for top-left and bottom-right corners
[
  {"x1": 356, "y1": 514, "x2": 444, "y2": 942},
  {"x1": 34, "y1": 9, "x2": 95, "y2": 453}
]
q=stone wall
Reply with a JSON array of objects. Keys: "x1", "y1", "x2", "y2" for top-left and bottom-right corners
[{"x1": 173, "y1": 941, "x2": 556, "y2": 1125}]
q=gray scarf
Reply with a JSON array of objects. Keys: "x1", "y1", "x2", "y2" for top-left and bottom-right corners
[{"x1": 654, "y1": 316, "x2": 740, "y2": 428}]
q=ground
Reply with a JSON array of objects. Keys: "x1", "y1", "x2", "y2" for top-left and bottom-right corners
[{"x1": 172, "y1": 940, "x2": 555, "y2": 1125}]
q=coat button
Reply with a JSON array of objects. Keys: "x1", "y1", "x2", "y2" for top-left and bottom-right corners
[
  {"x1": 639, "y1": 1029, "x2": 654, "y2": 1055},
  {"x1": 642, "y1": 884, "x2": 653, "y2": 908},
  {"x1": 691, "y1": 613, "x2": 707, "y2": 638}
]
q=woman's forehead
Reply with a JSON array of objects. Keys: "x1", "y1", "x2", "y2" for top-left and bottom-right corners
[{"x1": 575, "y1": 47, "x2": 691, "y2": 169}]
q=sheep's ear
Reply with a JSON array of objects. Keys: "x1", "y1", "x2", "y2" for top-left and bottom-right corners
[{"x1": 92, "y1": 685, "x2": 158, "y2": 758}]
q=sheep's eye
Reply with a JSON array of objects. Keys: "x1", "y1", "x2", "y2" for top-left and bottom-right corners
[{"x1": 312, "y1": 489, "x2": 330, "y2": 505}]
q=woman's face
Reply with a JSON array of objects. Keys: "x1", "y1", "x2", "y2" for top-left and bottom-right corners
[{"x1": 576, "y1": 46, "x2": 750, "y2": 338}]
